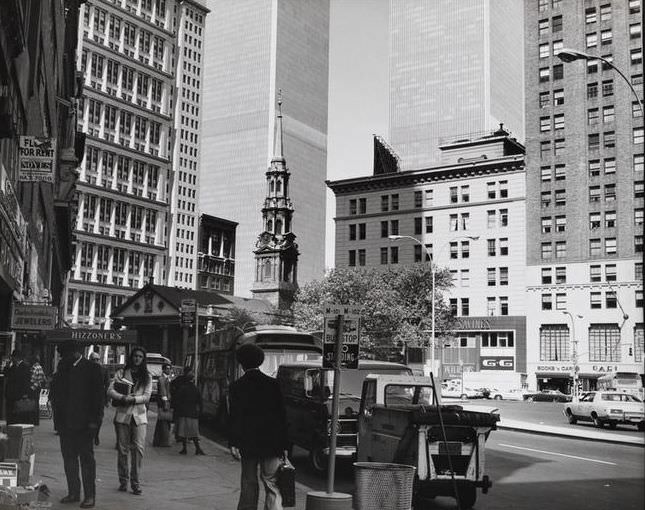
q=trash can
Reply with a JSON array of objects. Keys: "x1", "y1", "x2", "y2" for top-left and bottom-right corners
[{"x1": 353, "y1": 462, "x2": 416, "y2": 510}]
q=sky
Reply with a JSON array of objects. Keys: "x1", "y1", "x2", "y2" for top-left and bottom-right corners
[{"x1": 325, "y1": 0, "x2": 389, "y2": 269}]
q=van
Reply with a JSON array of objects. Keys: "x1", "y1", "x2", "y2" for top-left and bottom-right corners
[{"x1": 276, "y1": 360, "x2": 412, "y2": 473}]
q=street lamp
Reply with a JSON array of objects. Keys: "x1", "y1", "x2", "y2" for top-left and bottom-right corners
[
  {"x1": 556, "y1": 48, "x2": 644, "y2": 117},
  {"x1": 562, "y1": 311, "x2": 584, "y2": 399},
  {"x1": 388, "y1": 234, "x2": 479, "y2": 379}
]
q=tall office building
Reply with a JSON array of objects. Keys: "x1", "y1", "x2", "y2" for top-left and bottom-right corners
[
  {"x1": 388, "y1": 0, "x2": 524, "y2": 170},
  {"x1": 201, "y1": 0, "x2": 329, "y2": 297},
  {"x1": 524, "y1": 0, "x2": 643, "y2": 392},
  {"x1": 67, "y1": 0, "x2": 208, "y2": 328}
]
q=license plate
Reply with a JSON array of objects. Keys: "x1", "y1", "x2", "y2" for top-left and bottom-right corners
[{"x1": 438, "y1": 442, "x2": 462, "y2": 456}]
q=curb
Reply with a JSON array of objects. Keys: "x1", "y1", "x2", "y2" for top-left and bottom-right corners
[{"x1": 497, "y1": 422, "x2": 645, "y2": 447}]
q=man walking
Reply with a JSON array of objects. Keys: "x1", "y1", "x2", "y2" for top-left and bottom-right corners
[
  {"x1": 229, "y1": 344, "x2": 288, "y2": 510},
  {"x1": 88, "y1": 351, "x2": 109, "y2": 445},
  {"x1": 50, "y1": 341, "x2": 104, "y2": 508}
]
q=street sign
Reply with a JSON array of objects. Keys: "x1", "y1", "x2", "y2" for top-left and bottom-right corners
[
  {"x1": 180, "y1": 299, "x2": 197, "y2": 326},
  {"x1": 323, "y1": 304, "x2": 361, "y2": 369}
]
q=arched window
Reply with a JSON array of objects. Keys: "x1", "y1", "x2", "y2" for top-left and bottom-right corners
[
  {"x1": 276, "y1": 180, "x2": 282, "y2": 193},
  {"x1": 263, "y1": 259, "x2": 272, "y2": 279},
  {"x1": 267, "y1": 219, "x2": 273, "y2": 232},
  {"x1": 275, "y1": 219, "x2": 282, "y2": 234},
  {"x1": 270, "y1": 180, "x2": 275, "y2": 193}
]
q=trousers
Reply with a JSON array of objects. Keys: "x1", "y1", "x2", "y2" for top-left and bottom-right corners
[
  {"x1": 115, "y1": 419, "x2": 147, "y2": 489},
  {"x1": 59, "y1": 429, "x2": 96, "y2": 498},
  {"x1": 238, "y1": 455, "x2": 282, "y2": 510}
]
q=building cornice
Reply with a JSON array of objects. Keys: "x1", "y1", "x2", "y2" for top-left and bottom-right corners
[
  {"x1": 75, "y1": 181, "x2": 169, "y2": 209},
  {"x1": 74, "y1": 230, "x2": 167, "y2": 252},
  {"x1": 83, "y1": 86, "x2": 172, "y2": 123},
  {"x1": 84, "y1": 134, "x2": 170, "y2": 165}
]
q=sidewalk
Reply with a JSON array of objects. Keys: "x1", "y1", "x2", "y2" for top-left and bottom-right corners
[{"x1": 32, "y1": 409, "x2": 312, "y2": 510}]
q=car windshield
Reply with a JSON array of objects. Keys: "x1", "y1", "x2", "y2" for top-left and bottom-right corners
[
  {"x1": 147, "y1": 364, "x2": 164, "y2": 377},
  {"x1": 384, "y1": 385, "x2": 436, "y2": 406},
  {"x1": 324, "y1": 367, "x2": 412, "y2": 397},
  {"x1": 600, "y1": 393, "x2": 642, "y2": 402}
]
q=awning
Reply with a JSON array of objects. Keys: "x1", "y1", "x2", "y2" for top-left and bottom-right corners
[
  {"x1": 535, "y1": 372, "x2": 571, "y2": 379},
  {"x1": 46, "y1": 328, "x2": 138, "y2": 345}
]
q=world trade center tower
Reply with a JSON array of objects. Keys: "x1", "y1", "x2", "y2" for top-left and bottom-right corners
[{"x1": 201, "y1": 0, "x2": 329, "y2": 296}]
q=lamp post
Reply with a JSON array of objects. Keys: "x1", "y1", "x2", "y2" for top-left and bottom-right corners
[
  {"x1": 556, "y1": 49, "x2": 644, "y2": 117},
  {"x1": 388, "y1": 234, "x2": 479, "y2": 379},
  {"x1": 562, "y1": 311, "x2": 583, "y2": 399}
]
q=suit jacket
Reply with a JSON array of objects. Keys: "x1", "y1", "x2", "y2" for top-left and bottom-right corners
[
  {"x1": 107, "y1": 368, "x2": 152, "y2": 425},
  {"x1": 157, "y1": 373, "x2": 171, "y2": 404},
  {"x1": 50, "y1": 358, "x2": 104, "y2": 432},
  {"x1": 4, "y1": 361, "x2": 32, "y2": 402},
  {"x1": 228, "y1": 369, "x2": 288, "y2": 457}
]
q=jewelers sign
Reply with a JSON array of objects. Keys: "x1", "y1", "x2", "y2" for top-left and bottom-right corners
[
  {"x1": 11, "y1": 305, "x2": 58, "y2": 331},
  {"x1": 19, "y1": 136, "x2": 56, "y2": 183}
]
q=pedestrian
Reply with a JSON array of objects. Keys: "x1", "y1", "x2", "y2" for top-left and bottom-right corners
[
  {"x1": 4, "y1": 350, "x2": 35, "y2": 425},
  {"x1": 107, "y1": 346, "x2": 152, "y2": 495},
  {"x1": 50, "y1": 341, "x2": 104, "y2": 508},
  {"x1": 88, "y1": 351, "x2": 109, "y2": 446},
  {"x1": 29, "y1": 354, "x2": 47, "y2": 426},
  {"x1": 173, "y1": 366, "x2": 205, "y2": 455},
  {"x1": 169, "y1": 370, "x2": 186, "y2": 443},
  {"x1": 229, "y1": 343, "x2": 288, "y2": 510},
  {"x1": 152, "y1": 363, "x2": 172, "y2": 447}
]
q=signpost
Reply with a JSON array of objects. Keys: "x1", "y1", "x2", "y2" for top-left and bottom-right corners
[{"x1": 180, "y1": 299, "x2": 199, "y2": 383}]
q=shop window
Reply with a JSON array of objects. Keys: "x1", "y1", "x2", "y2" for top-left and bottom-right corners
[
  {"x1": 540, "y1": 325, "x2": 570, "y2": 361},
  {"x1": 588, "y1": 324, "x2": 620, "y2": 362}
]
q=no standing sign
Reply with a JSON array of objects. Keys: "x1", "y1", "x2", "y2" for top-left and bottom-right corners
[{"x1": 323, "y1": 304, "x2": 361, "y2": 369}]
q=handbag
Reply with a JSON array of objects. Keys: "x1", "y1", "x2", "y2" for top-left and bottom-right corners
[
  {"x1": 276, "y1": 454, "x2": 296, "y2": 507},
  {"x1": 157, "y1": 408, "x2": 173, "y2": 421},
  {"x1": 13, "y1": 396, "x2": 37, "y2": 414}
]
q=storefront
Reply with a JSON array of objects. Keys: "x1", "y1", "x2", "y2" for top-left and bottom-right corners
[{"x1": 531, "y1": 362, "x2": 644, "y2": 393}]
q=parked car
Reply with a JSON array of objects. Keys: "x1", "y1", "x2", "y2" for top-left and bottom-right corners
[
  {"x1": 477, "y1": 387, "x2": 491, "y2": 399},
  {"x1": 145, "y1": 353, "x2": 173, "y2": 397},
  {"x1": 524, "y1": 389, "x2": 572, "y2": 403},
  {"x1": 563, "y1": 391, "x2": 645, "y2": 430},
  {"x1": 441, "y1": 385, "x2": 484, "y2": 400},
  {"x1": 489, "y1": 388, "x2": 526, "y2": 401}
]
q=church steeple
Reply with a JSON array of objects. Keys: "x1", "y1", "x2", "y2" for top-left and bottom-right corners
[{"x1": 251, "y1": 91, "x2": 299, "y2": 310}]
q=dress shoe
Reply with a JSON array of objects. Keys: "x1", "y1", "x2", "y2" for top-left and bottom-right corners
[
  {"x1": 60, "y1": 495, "x2": 80, "y2": 504},
  {"x1": 118, "y1": 483, "x2": 128, "y2": 492},
  {"x1": 80, "y1": 497, "x2": 95, "y2": 508},
  {"x1": 132, "y1": 487, "x2": 142, "y2": 495},
  {"x1": 195, "y1": 448, "x2": 206, "y2": 455}
]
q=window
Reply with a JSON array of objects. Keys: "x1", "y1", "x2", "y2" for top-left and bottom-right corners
[
  {"x1": 587, "y1": 82, "x2": 599, "y2": 99},
  {"x1": 555, "y1": 241, "x2": 566, "y2": 258},
  {"x1": 586, "y1": 33, "x2": 598, "y2": 48},
  {"x1": 638, "y1": 263, "x2": 644, "y2": 281},
  {"x1": 461, "y1": 185, "x2": 470, "y2": 203},
  {"x1": 487, "y1": 182, "x2": 496, "y2": 199},
  {"x1": 413, "y1": 217, "x2": 422, "y2": 236},
  {"x1": 390, "y1": 246, "x2": 398, "y2": 264},
  {"x1": 461, "y1": 298, "x2": 470, "y2": 317},
  {"x1": 602, "y1": 79, "x2": 613, "y2": 96},
  {"x1": 604, "y1": 131, "x2": 616, "y2": 149},
  {"x1": 390, "y1": 220, "x2": 399, "y2": 236},
  {"x1": 500, "y1": 238, "x2": 508, "y2": 256},
  {"x1": 449, "y1": 186, "x2": 458, "y2": 203},
  {"x1": 554, "y1": 138, "x2": 565, "y2": 155},
  {"x1": 541, "y1": 166, "x2": 552, "y2": 181},
  {"x1": 359, "y1": 223, "x2": 366, "y2": 240},
  {"x1": 589, "y1": 324, "x2": 620, "y2": 362},
  {"x1": 604, "y1": 183, "x2": 616, "y2": 201},
  {"x1": 349, "y1": 199, "x2": 357, "y2": 215},
  {"x1": 488, "y1": 239, "x2": 496, "y2": 256},
  {"x1": 358, "y1": 249, "x2": 366, "y2": 266},
  {"x1": 589, "y1": 160, "x2": 601, "y2": 177},
  {"x1": 554, "y1": 190, "x2": 566, "y2": 207},
  {"x1": 461, "y1": 270, "x2": 470, "y2": 287},
  {"x1": 391, "y1": 194, "x2": 399, "y2": 211},
  {"x1": 450, "y1": 299, "x2": 458, "y2": 316},
  {"x1": 461, "y1": 241, "x2": 470, "y2": 258},
  {"x1": 539, "y1": 67, "x2": 550, "y2": 82},
  {"x1": 590, "y1": 265, "x2": 601, "y2": 282},
  {"x1": 540, "y1": 141, "x2": 551, "y2": 158},
  {"x1": 553, "y1": 64, "x2": 563, "y2": 80},
  {"x1": 540, "y1": 117, "x2": 551, "y2": 132},
  {"x1": 542, "y1": 267, "x2": 552, "y2": 284},
  {"x1": 555, "y1": 293, "x2": 567, "y2": 310},
  {"x1": 541, "y1": 217, "x2": 552, "y2": 233},
  {"x1": 605, "y1": 264, "x2": 617, "y2": 282},
  {"x1": 552, "y1": 15, "x2": 562, "y2": 32},
  {"x1": 538, "y1": 1, "x2": 548, "y2": 13},
  {"x1": 605, "y1": 291, "x2": 617, "y2": 309},
  {"x1": 635, "y1": 208, "x2": 644, "y2": 225},
  {"x1": 605, "y1": 237, "x2": 616, "y2": 255},
  {"x1": 539, "y1": 91, "x2": 550, "y2": 108},
  {"x1": 425, "y1": 190, "x2": 433, "y2": 205},
  {"x1": 461, "y1": 213, "x2": 470, "y2": 230},
  {"x1": 600, "y1": 29, "x2": 612, "y2": 45},
  {"x1": 588, "y1": 133, "x2": 600, "y2": 150},
  {"x1": 380, "y1": 221, "x2": 388, "y2": 238},
  {"x1": 630, "y1": 0, "x2": 641, "y2": 15},
  {"x1": 587, "y1": 108, "x2": 599, "y2": 125},
  {"x1": 601, "y1": 54, "x2": 613, "y2": 70},
  {"x1": 500, "y1": 209, "x2": 508, "y2": 226},
  {"x1": 590, "y1": 292, "x2": 602, "y2": 309},
  {"x1": 541, "y1": 242, "x2": 552, "y2": 260},
  {"x1": 554, "y1": 114, "x2": 564, "y2": 130},
  {"x1": 555, "y1": 216, "x2": 566, "y2": 232},
  {"x1": 500, "y1": 297, "x2": 509, "y2": 316},
  {"x1": 414, "y1": 191, "x2": 422, "y2": 208},
  {"x1": 348, "y1": 250, "x2": 356, "y2": 267},
  {"x1": 634, "y1": 102, "x2": 644, "y2": 118},
  {"x1": 555, "y1": 266, "x2": 566, "y2": 284},
  {"x1": 585, "y1": 7, "x2": 597, "y2": 24},
  {"x1": 631, "y1": 48, "x2": 643, "y2": 66},
  {"x1": 600, "y1": 4, "x2": 611, "y2": 21},
  {"x1": 636, "y1": 181, "x2": 644, "y2": 198},
  {"x1": 590, "y1": 238, "x2": 601, "y2": 256},
  {"x1": 425, "y1": 216, "x2": 433, "y2": 233},
  {"x1": 487, "y1": 268, "x2": 496, "y2": 286},
  {"x1": 414, "y1": 245, "x2": 422, "y2": 263},
  {"x1": 349, "y1": 224, "x2": 356, "y2": 241},
  {"x1": 604, "y1": 158, "x2": 616, "y2": 174},
  {"x1": 487, "y1": 297, "x2": 496, "y2": 316},
  {"x1": 634, "y1": 127, "x2": 644, "y2": 145},
  {"x1": 542, "y1": 294, "x2": 553, "y2": 310},
  {"x1": 359, "y1": 198, "x2": 366, "y2": 214},
  {"x1": 450, "y1": 242, "x2": 458, "y2": 259},
  {"x1": 587, "y1": 59, "x2": 597, "y2": 74},
  {"x1": 539, "y1": 18, "x2": 549, "y2": 36},
  {"x1": 604, "y1": 211, "x2": 616, "y2": 228},
  {"x1": 589, "y1": 212, "x2": 601, "y2": 230},
  {"x1": 552, "y1": 40, "x2": 563, "y2": 55},
  {"x1": 499, "y1": 267, "x2": 509, "y2": 286},
  {"x1": 630, "y1": 23, "x2": 642, "y2": 39},
  {"x1": 554, "y1": 164, "x2": 566, "y2": 180},
  {"x1": 637, "y1": 291, "x2": 644, "y2": 308},
  {"x1": 636, "y1": 235, "x2": 644, "y2": 253},
  {"x1": 589, "y1": 185, "x2": 601, "y2": 202},
  {"x1": 553, "y1": 89, "x2": 564, "y2": 105},
  {"x1": 540, "y1": 325, "x2": 570, "y2": 361},
  {"x1": 449, "y1": 214, "x2": 458, "y2": 231},
  {"x1": 487, "y1": 210, "x2": 496, "y2": 228},
  {"x1": 381, "y1": 195, "x2": 389, "y2": 212},
  {"x1": 602, "y1": 106, "x2": 614, "y2": 123}
]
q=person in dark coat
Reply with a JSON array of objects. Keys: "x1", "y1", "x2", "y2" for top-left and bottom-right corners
[
  {"x1": 4, "y1": 350, "x2": 35, "y2": 425},
  {"x1": 228, "y1": 344, "x2": 288, "y2": 510},
  {"x1": 152, "y1": 363, "x2": 172, "y2": 447},
  {"x1": 173, "y1": 366, "x2": 205, "y2": 455},
  {"x1": 88, "y1": 351, "x2": 109, "y2": 446},
  {"x1": 50, "y1": 341, "x2": 104, "y2": 508}
]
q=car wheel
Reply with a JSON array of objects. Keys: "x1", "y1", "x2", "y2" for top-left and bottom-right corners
[
  {"x1": 565, "y1": 409, "x2": 577, "y2": 424},
  {"x1": 460, "y1": 394, "x2": 468, "y2": 400},
  {"x1": 309, "y1": 445, "x2": 327, "y2": 474},
  {"x1": 527, "y1": 396, "x2": 534, "y2": 403},
  {"x1": 638, "y1": 423, "x2": 645, "y2": 432},
  {"x1": 494, "y1": 395, "x2": 502, "y2": 400},
  {"x1": 591, "y1": 413, "x2": 604, "y2": 428},
  {"x1": 456, "y1": 483, "x2": 477, "y2": 509},
  {"x1": 608, "y1": 422, "x2": 617, "y2": 430}
]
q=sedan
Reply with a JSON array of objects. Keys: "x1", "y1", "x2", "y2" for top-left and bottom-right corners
[
  {"x1": 525, "y1": 389, "x2": 572, "y2": 403},
  {"x1": 563, "y1": 391, "x2": 645, "y2": 430},
  {"x1": 489, "y1": 388, "x2": 526, "y2": 401},
  {"x1": 441, "y1": 386, "x2": 484, "y2": 400}
]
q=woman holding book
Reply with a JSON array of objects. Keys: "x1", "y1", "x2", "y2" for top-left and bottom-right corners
[{"x1": 107, "y1": 346, "x2": 152, "y2": 495}]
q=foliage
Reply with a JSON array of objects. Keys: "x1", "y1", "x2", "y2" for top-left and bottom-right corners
[{"x1": 292, "y1": 264, "x2": 455, "y2": 357}]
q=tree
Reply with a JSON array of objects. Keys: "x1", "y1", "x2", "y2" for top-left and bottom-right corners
[{"x1": 292, "y1": 264, "x2": 455, "y2": 358}]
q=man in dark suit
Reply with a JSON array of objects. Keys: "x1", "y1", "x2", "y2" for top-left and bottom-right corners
[
  {"x1": 229, "y1": 344, "x2": 288, "y2": 510},
  {"x1": 50, "y1": 342, "x2": 104, "y2": 508},
  {"x1": 4, "y1": 350, "x2": 34, "y2": 425}
]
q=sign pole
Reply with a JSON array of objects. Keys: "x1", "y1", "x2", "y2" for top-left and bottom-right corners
[
  {"x1": 326, "y1": 314, "x2": 344, "y2": 495},
  {"x1": 194, "y1": 308, "x2": 199, "y2": 385}
]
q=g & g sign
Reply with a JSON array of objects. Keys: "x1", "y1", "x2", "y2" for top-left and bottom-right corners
[{"x1": 480, "y1": 356, "x2": 515, "y2": 371}]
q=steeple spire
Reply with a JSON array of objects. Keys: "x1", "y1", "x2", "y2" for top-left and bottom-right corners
[{"x1": 272, "y1": 89, "x2": 285, "y2": 163}]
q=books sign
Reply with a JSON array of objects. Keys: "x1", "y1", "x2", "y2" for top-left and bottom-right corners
[
  {"x1": 323, "y1": 304, "x2": 361, "y2": 369},
  {"x1": 19, "y1": 136, "x2": 56, "y2": 183}
]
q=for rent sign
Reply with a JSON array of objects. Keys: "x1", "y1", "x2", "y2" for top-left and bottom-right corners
[{"x1": 19, "y1": 136, "x2": 56, "y2": 183}]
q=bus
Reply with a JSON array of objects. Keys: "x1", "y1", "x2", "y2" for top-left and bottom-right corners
[
  {"x1": 596, "y1": 372, "x2": 644, "y2": 399},
  {"x1": 186, "y1": 325, "x2": 322, "y2": 427}
]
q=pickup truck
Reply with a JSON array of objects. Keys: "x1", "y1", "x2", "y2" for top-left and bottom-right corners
[{"x1": 357, "y1": 374, "x2": 499, "y2": 509}]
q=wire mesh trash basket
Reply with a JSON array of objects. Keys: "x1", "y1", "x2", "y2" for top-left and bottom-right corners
[{"x1": 353, "y1": 462, "x2": 416, "y2": 510}]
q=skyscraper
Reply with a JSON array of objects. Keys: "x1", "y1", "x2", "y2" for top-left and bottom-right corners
[
  {"x1": 388, "y1": 0, "x2": 524, "y2": 170},
  {"x1": 67, "y1": 0, "x2": 208, "y2": 329},
  {"x1": 524, "y1": 0, "x2": 643, "y2": 392},
  {"x1": 200, "y1": 0, "x2": 329, "y2": 297}
]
